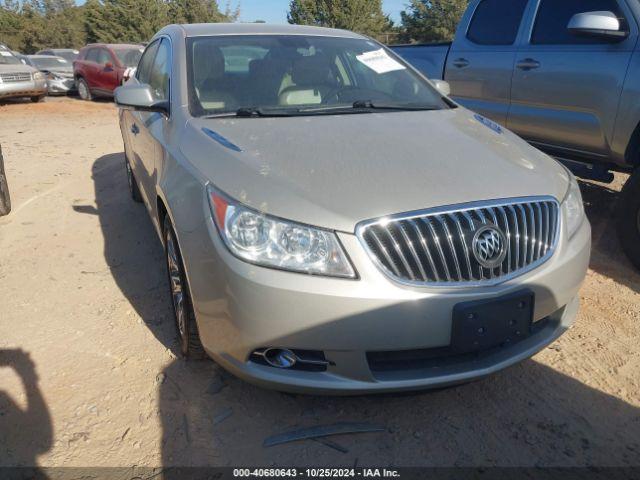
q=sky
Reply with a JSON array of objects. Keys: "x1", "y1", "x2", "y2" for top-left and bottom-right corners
[{"x1": 235, "y1": 0, "x2": 409, "y2": 24}]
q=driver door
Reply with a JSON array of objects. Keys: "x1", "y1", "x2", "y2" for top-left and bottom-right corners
[{"x1": 508, "y1": 0, "x2": 637, "y2": 160}]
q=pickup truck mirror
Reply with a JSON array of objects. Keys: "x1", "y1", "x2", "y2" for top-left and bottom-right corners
[
  {"x1": 568, "y1": 11, "x2": 629, "y2": 40},
  {"x1": 431, "y1": 79, "x2": 451, "y2": 97},
  {"x1": 115, "y1": 84, "x2": 169, "y2": 116}
]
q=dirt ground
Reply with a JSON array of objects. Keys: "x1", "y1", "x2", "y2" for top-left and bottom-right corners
[{"x1": 0, "y1": 97, "x2": 639, "y2": 469}]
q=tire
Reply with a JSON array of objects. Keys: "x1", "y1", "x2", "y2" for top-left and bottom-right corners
[
  {"x1": 0, "y1": 145, "x2": 11, "y2": 217},
  {"x1": 30, "y1": 95, "x2": 45, "y2": 103},
  {"x1": 617, "y1": 168, "x2": 640, "y2": 269},
  {"x1": 77, "y1": 78, "x2": 92, "y2": 101},
  {"x1": 163, "y1": 215, "x2": 206, "y2": 359},
  {"x1": 124, "y1": 156, "x2": 143, "y2": 203}
]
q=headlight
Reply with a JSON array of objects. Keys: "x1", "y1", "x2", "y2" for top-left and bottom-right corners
[
  {"x1": 207, "y1": 185, "x2": 356, "y2": 278},
  {"x1": 562, "y1": 174, "x2": 585, "y2": 239},
  {"x1": 33, "y1": 72, "x2": 45, "y2": 80}
]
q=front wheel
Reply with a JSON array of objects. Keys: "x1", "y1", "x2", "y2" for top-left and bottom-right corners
[
  {"x1": 164, "y1": 215, "x2": 206, "y2": 359},
  {"x1": 77, "y1": 78, "x2": 92, "y2": 101},
  {"x1": 617, "y1": 168, "x2": 640, "y2": 269}
]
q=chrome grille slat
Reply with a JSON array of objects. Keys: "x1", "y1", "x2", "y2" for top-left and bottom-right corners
[
  {"x1": 398, "y1": 223, "x2": 427, "y2": 281},
  {"x1": 359, "y1": 197, "x2": 560, "y2": 286},
  {"x1": 408, "y1": 219, "x2": 440, "y2": 282},
  {"x1": 422, "y1": 218, "x2": 452, "y2": 281},
  {"x1": 486, "y1": 208, "x2": 501, "y2": 277},
  {"x1": 368, "y1": 229, "x2": 402, "y2": 277},
  {"x1": 542, "y1": 202, "x2": 550, "y2": 255},
  {"x1": 437, "y1": 216, "x2": 462, "y2": 280},
  {"x1": 461, "y1": 211, "x2": 483, "y2": 279},
  {"x1": 384, "y1": 225, "x2": 416, "y2": 281},
  {"x1": 496, "y1": 206, "x2": 512, "y2": 274},
  {"x1": 534, "y1": 203, "x2": 543, "y2": 260},
  {"x1": 449, "y1": 213, "x2": 473, "y2": 281},
  {"x1": 516, "y1": 204, "x2": 528, "y2": 269},
  {"x1": 526, "y1": 203, "x2": 536, "y2": 264}
]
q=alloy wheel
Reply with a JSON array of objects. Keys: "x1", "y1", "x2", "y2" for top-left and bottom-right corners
[
  {"x1": 166, "y1": 229, "x2": 186, "y2": 340},
  {"x1": 78, "y1": 80, "x2": 89, "y2": 100},
  {"x1": 125, "y1": 160, "x2": 133, "y2": 194}
]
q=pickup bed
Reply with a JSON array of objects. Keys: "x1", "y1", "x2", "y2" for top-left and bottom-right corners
[{"x1": 391, "y1": 0, "x2": 640, "y2": 269}]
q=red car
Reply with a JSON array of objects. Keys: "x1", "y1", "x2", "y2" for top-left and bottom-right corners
[{"x1": 73, "y1": 43, "x2": 143, "y2": 100}]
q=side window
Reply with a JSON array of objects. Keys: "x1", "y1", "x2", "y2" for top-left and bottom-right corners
[
  {"x1": 148, "y1": 38, "x2": 171, "y2": 102},
  {"x1": 85, "y1": 49, "x2": 98, "y2": 63},
  {"x1": 532, "y1": 0, "x2": 628, "y2": 45},
  {"x1": 136, "y1": 40, "x2": 160, "y2": 84},
  {"x1": 96, "y1": 49, "x2": 112, "y2": 66},
  {"x1": 467, "y1": 0, "x2": 528, "y2": 45}
]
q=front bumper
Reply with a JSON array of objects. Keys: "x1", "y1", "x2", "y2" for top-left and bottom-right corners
[
  {"x1": 182, "y1": 207, "x2": 591, "y2": 394},
  {"x1": 0, "y1": 79, "x2": 47, "y2": 99},
  {"x1": 47, "y1": 77, "x2": 76, "y2": 94}
]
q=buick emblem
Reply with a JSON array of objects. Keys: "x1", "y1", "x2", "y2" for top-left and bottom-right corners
[{"x1": 472, "y1": 224, "x2": 507, "y2": 268}]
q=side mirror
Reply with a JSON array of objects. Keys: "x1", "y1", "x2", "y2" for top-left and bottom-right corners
[
  {"x1": 105, "y1": 61, "x2": 113, "y2": 70},
  {"x1": 432, "y1": 79, "x2": 451, "y2": 97},
  {"x1": 115, "y1": 84, "x2": 169, "y2": 115},
  {"x1": 568, "y1": 11, "x2": 629, "y2": 40}
]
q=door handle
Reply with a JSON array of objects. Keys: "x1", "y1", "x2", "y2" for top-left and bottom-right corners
[
  {"x1": 452, "y1": 58, "x2": 470, "y2": 68},
  {"x1": 516, "y1": 58, "x2": 541, "y2": 71},
  {"x1": 131, "y1": 124, "x2": 140, "y2": 135}
]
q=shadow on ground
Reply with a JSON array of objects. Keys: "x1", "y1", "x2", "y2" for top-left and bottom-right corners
[
  {"x1": 579, "y1": 178, "x2": 640, "y2": 294},
  {"x1": 89, "y1": 152, "x2": 640, "y2": 467},
  {"x1": 0, "y1": 349, "x2": 52, "y2": 471}
]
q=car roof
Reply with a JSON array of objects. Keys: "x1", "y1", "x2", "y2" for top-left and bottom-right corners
[
  {"x1": 166, "y1": 22, "x2": 367, "y2": 40},
  {"x1": 82, "y1": 43, "x2": 142, "y2": 49},
  {"x1": 28, "y1": 54, "x2": 67, "y2": 59}
]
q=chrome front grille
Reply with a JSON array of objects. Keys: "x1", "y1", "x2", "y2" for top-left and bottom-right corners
[
  {"x1": 357, "y1": 197, "x2": 560, "y2": 286},
  {"x1": 0, "y1": 72, "x2": 32, "y2": 83}
]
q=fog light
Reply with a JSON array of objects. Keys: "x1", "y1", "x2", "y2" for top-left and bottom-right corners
[{"x1": 263, "y1": 348, "x2": 298, "y2": 369}]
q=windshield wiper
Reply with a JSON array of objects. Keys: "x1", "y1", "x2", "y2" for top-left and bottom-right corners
[
  {"x1": 236, "y1": 107, "x2": 298, "y2": 117},
  {"x1": 295, "y1": 101, "x2": 439, "y2": 114},
  {"x1": 203, "y1": 107, "x2": 297, "y2": 119},
  {"x1": 351, "y1": 100, "x2": 439, "y2": 111}
]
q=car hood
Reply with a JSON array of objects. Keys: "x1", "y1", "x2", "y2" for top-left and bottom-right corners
[
  {"x1": 42, "y1": 67, "x2": 73, "y2": 75},
  {"x1": 182, "y1": 108, "x2": 570, "y2": 233},
  {"x1": 0, "y1": 63, "x2": 37, "y2": 74}
]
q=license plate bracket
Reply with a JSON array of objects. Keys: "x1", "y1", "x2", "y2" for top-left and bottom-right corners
[{"x1": 451, "y1": 290, "x2": 535, "y2": 354}]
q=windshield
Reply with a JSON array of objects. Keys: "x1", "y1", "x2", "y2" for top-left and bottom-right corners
[
  {"x1": 31, "y1": 56, "x2": 70, "y2": 69},
  {"x1": 0, "y1": 51, "x2": 21, "y2": 65},
  {"x1": 56, "y1": 51, "x2": 78, "y2": 62},
  {"x1": 187, "y1": 35, "x2": 448, "y2": 116},
  {"x1": 114, "y1": 48, "x2": 143, "y2": 68}
]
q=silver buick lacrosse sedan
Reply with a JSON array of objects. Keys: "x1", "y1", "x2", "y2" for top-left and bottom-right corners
[{"x1": 115, "y1": 23, "x2": 590, "y2": 394}]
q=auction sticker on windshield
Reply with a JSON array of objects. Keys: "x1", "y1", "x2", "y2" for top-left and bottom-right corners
[{"x1": 356, "y1": 48, "x2": 405, "y2": 74}]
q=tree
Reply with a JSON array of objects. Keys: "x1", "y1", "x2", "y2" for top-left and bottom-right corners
[
  {"x1": 400, "y1": 0, "x2": 468, "y2": 43},
  {"x1": 85, "y1": 0, "x2": 169, "y2": 44},
  {"x1": 1, "y1": 0, "x2": 238, "y2": 52},
  {"x1": 287, "y1": 0, "x2": 392, "y2": 37}
]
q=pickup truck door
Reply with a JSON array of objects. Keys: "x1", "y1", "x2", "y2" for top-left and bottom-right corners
[
  {"x1": 508, "y1": 0, "x2": 638, "y2": 162},
  {"x1": 444, "y1": 0, "x2": 529, "y2": 126}
]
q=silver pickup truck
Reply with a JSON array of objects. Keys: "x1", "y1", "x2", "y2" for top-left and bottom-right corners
[{"x1": 391, "y1": 0, "x2": 640, "y2": 269}]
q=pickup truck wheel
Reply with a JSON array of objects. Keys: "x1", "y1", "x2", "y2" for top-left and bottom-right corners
[
  {"x1": 125, "y1": 157, "x2": 143, "y2": 203},
  {"x1": 0, "y1": 145, "x2": 11, "y2": 217},
  {"x1": 617, "y1": 169, "x2": 640, "y2": 270},
  {"x1": 164, "y1": 215, "x2": 206, "y2": 360},
  {"x1": 77, "y1": 78, "x2": 92, "y2": 101},
  {"x1": 30, "y1": 95, "x2": 45, "y2": 103}
]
